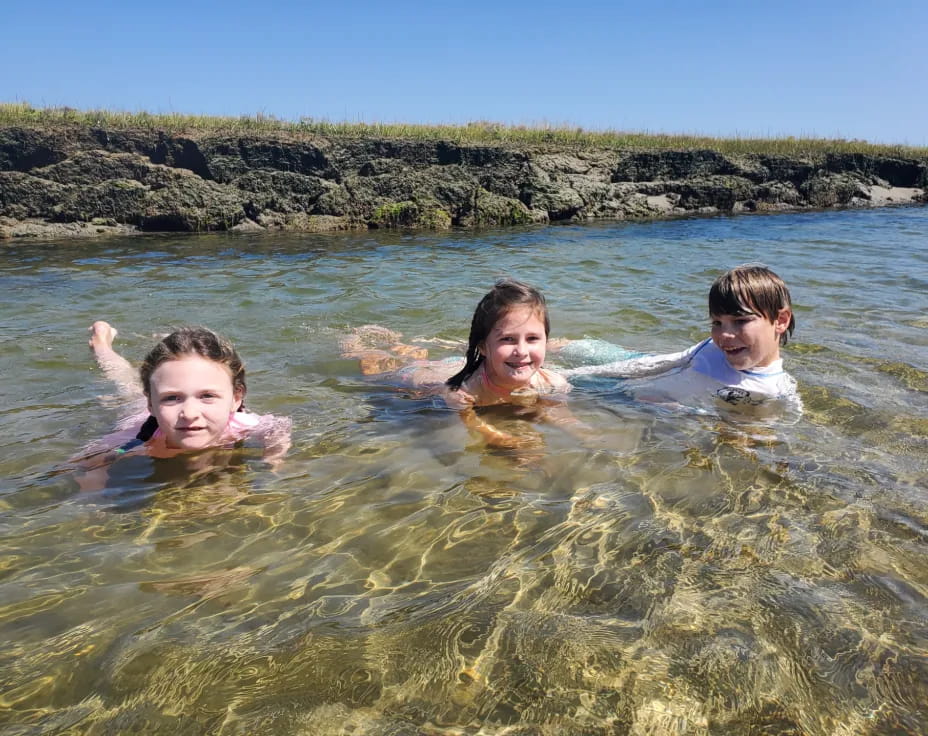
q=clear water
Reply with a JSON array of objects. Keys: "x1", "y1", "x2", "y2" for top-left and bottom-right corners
[{"x1": 1, "y1": 208, "x2": 926, "y2": 735}]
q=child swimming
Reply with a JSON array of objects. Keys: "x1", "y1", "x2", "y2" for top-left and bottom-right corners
[
  {"x1": 340, "y1": 278, "x2": 572, "y2": 446},
  {"x1": 83, "y1": 321, "x2": 291, "y2": 465},
  {"x1": 558, "y1": 265, "x2": 801, "y2": 415}
]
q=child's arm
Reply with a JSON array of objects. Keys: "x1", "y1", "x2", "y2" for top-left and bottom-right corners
[
  {"x1": 252, "y1": 415, "x2": 293, "y2": 468},
  {"x1": 457, "y1": 407, "x2": 542, "y2": 449},
  {"x1": 562, "y1": 342, "x2": 701, "y2": 379},
  {"x1": 443, "y1": 387, "x2": 540, "y2": 449},
  {"x1": 70, "y1": 418, "x2": 146, "y2": 492},
  {"x1": 88, "y1": 321, "x2": 143, "y2": 401}
]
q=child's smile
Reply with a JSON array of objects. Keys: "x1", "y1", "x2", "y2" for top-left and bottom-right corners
[{"x1": 481, "y1": 306, "x2": 547, "y2": 391}]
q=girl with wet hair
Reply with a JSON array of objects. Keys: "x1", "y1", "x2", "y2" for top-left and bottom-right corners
[
  {"x1": 339, "y1": 278, "x2": 571, "y2": 446},
  {"x1": 444, "y1": 277, "x2": 551, "y2": 392},
  {"x1": 82, "y1": 321, "x2": 290, "y2": 467},
  {"x1": 129, "y1": 325, "x2": 249, "y2": 447}
]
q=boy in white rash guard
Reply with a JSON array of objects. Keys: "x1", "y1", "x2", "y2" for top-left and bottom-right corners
[{"x1": 559, "y1": 265, "x2": 801, "y2": 416}]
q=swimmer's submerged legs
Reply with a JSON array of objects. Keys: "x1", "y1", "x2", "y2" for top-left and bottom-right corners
[
  {"x1": 550, "y1": 338, "x2": 645, "y2": 369},
  {"x1": 339, "y1": 324, "x2": 429, "y2": 375}
]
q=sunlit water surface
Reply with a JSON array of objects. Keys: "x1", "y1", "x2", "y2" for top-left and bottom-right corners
[{"x1": 1, "y1": 208, "x2": 926, "y2": 735}]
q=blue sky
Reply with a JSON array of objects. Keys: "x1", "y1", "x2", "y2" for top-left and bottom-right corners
[{"x1": 4, "y1": 0, "x2": 926, "y2": 145}]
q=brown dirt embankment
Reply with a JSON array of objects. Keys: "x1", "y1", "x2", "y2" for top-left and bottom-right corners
[{"x1": 1, "y1": 124, "x2": 926, "y2": 239}]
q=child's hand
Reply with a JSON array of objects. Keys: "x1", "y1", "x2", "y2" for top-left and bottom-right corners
[
  {"x1": 509, "y1": 387, "x2": 539, "y2": 407},
  {"x1": 259, "y1": 417, "x2": 293, "y2": 471},
  {"x1": 459, "y1": 408, "x2": 544, "y2": 450},
  {"x1": 444, "y1": 389, "x2": 477, "y2": 411},
  {"x1": 88, "y1": 321, "x2": 118, "y2": 353},
  {"x1": 485, "y1": 430, "x2": 543, "y2": 451}
]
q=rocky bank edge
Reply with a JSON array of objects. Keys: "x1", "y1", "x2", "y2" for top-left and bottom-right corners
[{"x1": 1, "y1": 125, "x2": 926, "y2": 239}]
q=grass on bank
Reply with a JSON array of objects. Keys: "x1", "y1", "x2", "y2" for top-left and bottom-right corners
[{"x1": 2, "y1": 103, "x2": 926, "y2": 161}]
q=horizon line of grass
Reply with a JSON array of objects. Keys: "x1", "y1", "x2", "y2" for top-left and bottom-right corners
[{"x1": 2, "y1": 102, "x2": 927, "y2": 161}]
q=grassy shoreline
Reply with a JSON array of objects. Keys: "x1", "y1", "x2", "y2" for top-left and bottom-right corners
[{"x1": 3, "y1": 102, "x2": 927, "y2": 160}]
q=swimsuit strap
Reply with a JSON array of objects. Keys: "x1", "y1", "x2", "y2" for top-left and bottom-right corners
[{"x1": 114, "y1": 438, "x2": 143, "y2": 454}]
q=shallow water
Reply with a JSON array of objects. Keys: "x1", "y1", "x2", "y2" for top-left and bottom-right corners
[{"x1": 1, "y1": 208, "x2": 926, "y2": 735}]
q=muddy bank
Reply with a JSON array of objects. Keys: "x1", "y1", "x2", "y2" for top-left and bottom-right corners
[{"x1": 1, "y1": 124, "x2": 926, "y2": 239}]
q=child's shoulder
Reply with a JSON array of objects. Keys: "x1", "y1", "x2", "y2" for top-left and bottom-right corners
[
  {"x1": 230, "y1": 410, "x2": 291, "y2": 436},
  {"x1": 535, "y1": 367, "x2": 571, "y2": 393},
  {"x1": 229, "y1": 411, "x2": 264, "y2": 432},
  {"x1": 449, "y1": 369, "x2": 490, "y2": 408},
  {"x1": 230, "y1": 411, "x2": 292, "y2": 463}
]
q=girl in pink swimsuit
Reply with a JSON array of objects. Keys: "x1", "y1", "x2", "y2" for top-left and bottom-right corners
[{"x1": 82, "y1": 322, "x2": 290, "y2": 470}]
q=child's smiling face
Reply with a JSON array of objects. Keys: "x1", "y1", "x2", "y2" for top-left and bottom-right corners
[
  {"x1": 711, "y1": 308, "x2": 791, "y2": 371},
  {"x1": 481, "y1": 306, "x2": 548, "y2": 391},
  {"x1": 147, "y1": 356, "x2": 243, "y2": 450}
]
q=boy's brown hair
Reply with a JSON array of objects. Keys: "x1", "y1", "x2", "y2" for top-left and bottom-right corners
[{"x1": 709, "y1": 265, "x2": 795, "y2": 345}]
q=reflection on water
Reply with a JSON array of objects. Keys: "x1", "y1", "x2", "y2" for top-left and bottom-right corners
[{"x1": 1, "y1": 208, "x2": 927, "y2": 734}]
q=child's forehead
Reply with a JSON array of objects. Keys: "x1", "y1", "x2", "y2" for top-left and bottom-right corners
[
  {"x1": 710, "y1": 293, "x2": 758, "y2": 316},
  {"x1": 151, "y1": 355, "x2": 234, "y2": 381},
  {"x1": 710, "y1": 307, "x2": 756, "y2": 318},
  {"x1": 493, "y1": 306, "x2": 545, "y2": 330}
]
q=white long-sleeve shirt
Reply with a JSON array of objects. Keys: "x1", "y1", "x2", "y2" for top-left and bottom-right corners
[{"x1": 563, "y1": 338, "x2": 801, "y2": 415}]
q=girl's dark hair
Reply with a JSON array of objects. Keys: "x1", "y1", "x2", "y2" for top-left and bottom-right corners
[
  {"x1": 446, "y1": 278, "x2": 550, "y2": 390},
  {"x1": 136, "y1": 327, "x2": 246, "y2": 442},
  {"x1": 709, "y1": 264, "x2": 795, "y2": 346}
]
